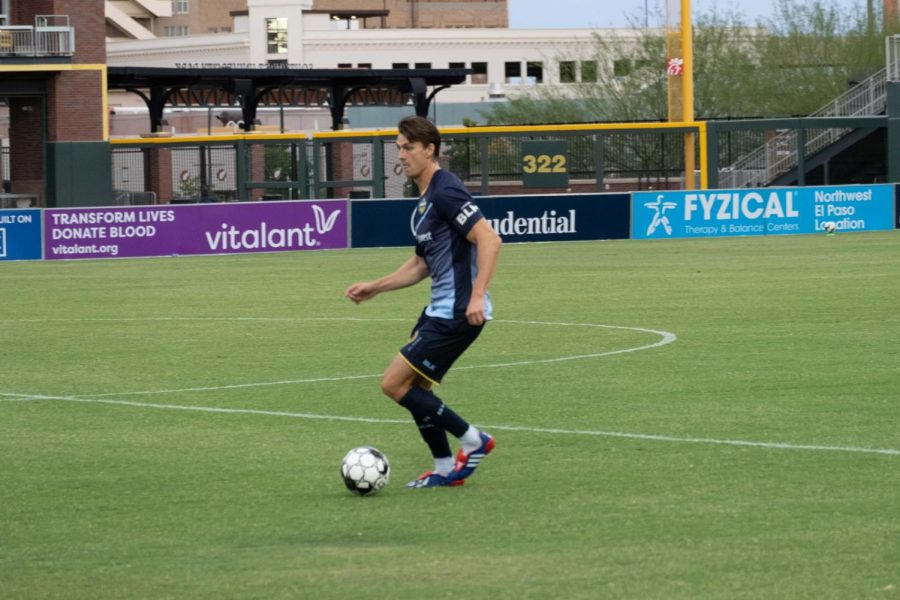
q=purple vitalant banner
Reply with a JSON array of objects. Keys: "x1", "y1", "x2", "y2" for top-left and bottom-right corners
[{"x1": 44, "y1": 200, "x2": 348, "y2": 260}]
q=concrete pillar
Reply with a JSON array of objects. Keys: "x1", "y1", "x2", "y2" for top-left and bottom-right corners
[
  {"x1": 329, "y1": 141, "x2": 356, "y2": 199},
  {"x1": 7, "y1": 97, "x2": 44, "y2": 204},
  {"x1": 250, "y1": 144, "x2": 265, "y2": 201},
  {"x1": 147, "y1": 148, "x2": 174, "y2": 203},
  {"x1": 886, "y1": 83, "x2": 900, "y2": 183}
]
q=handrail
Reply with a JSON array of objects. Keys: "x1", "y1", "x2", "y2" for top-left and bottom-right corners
[
  {"x1": 720, "y1": 67, "x2": 887, "y2": 188},
  {"x1": 0, "y1": 16, "x2": 74, "y2": 57}
]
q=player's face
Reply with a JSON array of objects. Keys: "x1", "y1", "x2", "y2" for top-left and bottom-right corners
[{"x1": 396, "y1": 134, "x2": 434, "y2": 180}]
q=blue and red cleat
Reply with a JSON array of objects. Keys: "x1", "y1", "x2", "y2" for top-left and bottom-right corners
[
  {"x1": 405, "y1": 471, "x2": 465, "y2": 489},
  {"x1": 450, "y1": 432, "x2": 495, "y2": 482}
]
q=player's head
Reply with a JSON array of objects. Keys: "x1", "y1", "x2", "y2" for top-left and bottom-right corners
[
  {"x1": 397, "y1": 116, "x2": 440, "y2": 181},
  {"x1": 397, "y1": 116, "x2": 441, "y2": 160}
]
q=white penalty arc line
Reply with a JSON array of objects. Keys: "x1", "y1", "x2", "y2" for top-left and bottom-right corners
[
  {"x1": 62, "y1": 319, "x2": 677, "y2": 399},
  {"x1": 2, "y1": 391, "x2": 898, "y2": 457}
]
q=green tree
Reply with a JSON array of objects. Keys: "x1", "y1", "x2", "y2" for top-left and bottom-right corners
[{"x1": 480, "y1": 0, "x2": 895, "y2": 124}]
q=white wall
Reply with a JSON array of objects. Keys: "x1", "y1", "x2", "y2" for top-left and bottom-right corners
[
  {"x1": 107, "y1": 32, "x2": 250, "y2": 68},
  {"x1": 247, "y1": 0, "x2": 313, "y2": 66},
  {"x1": 107, "y1": 19, "x2": 644, "y2": 105}
]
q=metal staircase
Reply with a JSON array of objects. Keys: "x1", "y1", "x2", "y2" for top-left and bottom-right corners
[
  {"x1": 719, "y1": 35, "x2": 900, "y2": 188},
  {"x1": 718, "y1": 67, "x2": 887, "y2": 188}
]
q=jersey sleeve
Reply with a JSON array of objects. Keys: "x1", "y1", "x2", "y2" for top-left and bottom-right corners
[{"x1": 433, "y1": 179, "x2": 484, "y2": 237}]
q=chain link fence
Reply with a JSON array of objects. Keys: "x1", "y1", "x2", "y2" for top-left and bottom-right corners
[{"x1": 109, "y1": 122, "x2": 705, "y2": 203}]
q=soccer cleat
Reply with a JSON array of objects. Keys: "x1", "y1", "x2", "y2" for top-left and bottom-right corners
[
  {"x1": 405, "y1": 471, "x2": 464, "y2": 489},
  {"x1": 451, "y1": 432, "x2": 495, "y2": 482}
]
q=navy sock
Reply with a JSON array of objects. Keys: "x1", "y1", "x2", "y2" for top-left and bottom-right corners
[
  {"x1": 412, "y1": 415, "x2": 453, "y2": 460},
  {"x1": 398, "y1": 386, "x2": 470, "y2": 439}
]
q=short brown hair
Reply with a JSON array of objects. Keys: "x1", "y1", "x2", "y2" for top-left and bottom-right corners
[{"x1": 398, "y1": 115, "x2": 441, "y2": 157}]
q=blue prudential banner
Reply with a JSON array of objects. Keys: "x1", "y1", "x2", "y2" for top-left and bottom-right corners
[
  {"x1": 0, "y1": 209, "x2": 42, "y2": 261},
  {"x1": 632, "y1": 184, "x2": 895, "y2": 240},
  {"x1": 351, "y1": 193, "x2": 631, "y2": 248}
]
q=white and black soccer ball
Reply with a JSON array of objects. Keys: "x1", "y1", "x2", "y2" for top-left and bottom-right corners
[
  {"x1": 823, "y1": 221, "x2": 837, "y2": 234},
  {"x1": 340, "y1": 446, "x2": 390, "y2": 496}
]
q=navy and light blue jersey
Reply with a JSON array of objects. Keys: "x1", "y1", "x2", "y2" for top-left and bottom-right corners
[{"x1": 411, "y1": 169, "x2": 493, "y2": 320}]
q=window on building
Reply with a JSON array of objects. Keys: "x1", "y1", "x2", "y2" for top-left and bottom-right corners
[
  {"x1": 338, "y1": 63, "x2": 353, "y2": 69},
  {"x1": 505, "y1": 61, "x2": 521, "y2": 84},
  {"x1": 266, "y1": 17, "x2": 288, "y2": 54},
  {"x1": 613, "y1": 59, "x2": 632, "y2": 77},
  {"x1": 268, "y1": 59, "x2": 288, "y2": 68},
  {"x1": 163, "y1": 25, "x2": 189, "y2": 37},
  {"x1": 357, "y1": 63, "x2": 372, "y2": 69},
  {"x1": 221, "y1": 26, "x2": 231, "y2": 33},
  {"x1": 526, "y1": 61, "x2": 543, "y2": 84},
  {"x1": 581, "y1": 60, "x2": 598, "y2": 83},
  {"x1": 414, "y1": 62, "x2": 432, "y2": 69},
  {"x1": 559, "y1": 61, "x2": 576, "y2": 83},
  {"x1": 331, "y1": 15, "x2": 361, "y2": 30},
  {"x1": 172, "y1": 0, "x2": 189, "y2": 15},
  {"x1": 392, "y1": 62, "x2": 409, "y2": 69},
  {"x1": 449, "y1": 62, "x2": 465, "y2": 69},
  {"x1": 471, "y1": 62, "x2": 488, "y2": 84}
]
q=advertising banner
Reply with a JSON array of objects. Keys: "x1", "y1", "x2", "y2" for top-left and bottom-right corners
[
  {"x1": 351, "y1": 199, "x2": 417, "y2": 248},
  {"x1": 0, "y1": 209, "x2": 42, "y2": 261},
  {"x1": 351, "y1": 193, "x2": 630, "y2": 248},
  {"x1": 44, "y1": 200, "x2": 348, "y2": 260},
  {"x1": 632, "y1": 184, "x2": 895, "y2": 240}
]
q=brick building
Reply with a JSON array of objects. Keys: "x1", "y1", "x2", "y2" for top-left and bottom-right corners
[
  {"x1": 1, "y1": 0, "x2": 110, "y2": 207},
  {"x1": 307, "y1": 0, "x2": 507, "y2": 29},
  {"x1": 103, "y1": 0, "x2": 507, "y2": 40}
]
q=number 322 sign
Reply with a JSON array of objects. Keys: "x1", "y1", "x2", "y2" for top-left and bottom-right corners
[{"x1": 521, "y1": 140, "x2": 569, "y2": 189}]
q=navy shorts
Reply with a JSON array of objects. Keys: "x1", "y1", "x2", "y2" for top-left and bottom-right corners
[{"x1": 399, "y1": 310, "x2": 484, "y2": 385}]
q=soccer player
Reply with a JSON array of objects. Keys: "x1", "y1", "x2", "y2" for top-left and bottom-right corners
[{"x1": 345, "y1": 116, "x2": 501, "y2": 489}]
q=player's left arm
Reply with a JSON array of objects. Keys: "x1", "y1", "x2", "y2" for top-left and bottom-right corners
[{"x1": 465, "y1": 219, "x2": 501, "y2": 326}]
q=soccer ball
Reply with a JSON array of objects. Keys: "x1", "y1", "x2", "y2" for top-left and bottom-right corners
[
  {"x1": 340, "y1": 446, "x2": 390, "y2": 496},
  {"x1": 823, "y1": 221, "x2": 837, "y2": 234}
]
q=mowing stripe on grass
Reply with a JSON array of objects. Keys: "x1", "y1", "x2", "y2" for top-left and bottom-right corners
[
  {"x1": 2, "y1": 391, "x2": 898, "y2": 457},
  {"x1": 58, "y1": 320, "x2": 677, "y2": 399},
  {"x1": 6, "y1": 316, "x2": 894, "y2": 456}
]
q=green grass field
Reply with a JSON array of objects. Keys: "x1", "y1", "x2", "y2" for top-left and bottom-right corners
[{"x1": 2, "y1": 231, "x2": 899, "y2": 599}]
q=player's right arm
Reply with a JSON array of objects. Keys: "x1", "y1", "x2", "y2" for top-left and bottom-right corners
[{"x1": 345, "y1": 255, "x2": 429, "y2": 304}]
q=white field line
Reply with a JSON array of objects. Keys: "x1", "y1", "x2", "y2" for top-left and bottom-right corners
[
  {"x1": 4, "y1": 317, "x2": 896, "y2": 457},
  {"x1": 41, "y1": 319, "x2": 676, "y2": 399},
  {"x1": 2, "y1": 391, "x2": 898, "y2": 457}
]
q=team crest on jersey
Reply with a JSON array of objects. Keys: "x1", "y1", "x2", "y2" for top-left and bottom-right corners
[{"x1": 418, "y1": 197, "x2": 428, "y2": 214}]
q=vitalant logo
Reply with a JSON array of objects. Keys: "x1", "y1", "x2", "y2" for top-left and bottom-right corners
[
  {"x1": 204, "y1": 204, "x2": 342, "y2": 251},
  {"x1": 644, "y1": 195, "x2": 678, "y2": 236},
  {"x1": 312, "y1": 204, "x2": 341, "y2": 235}
]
